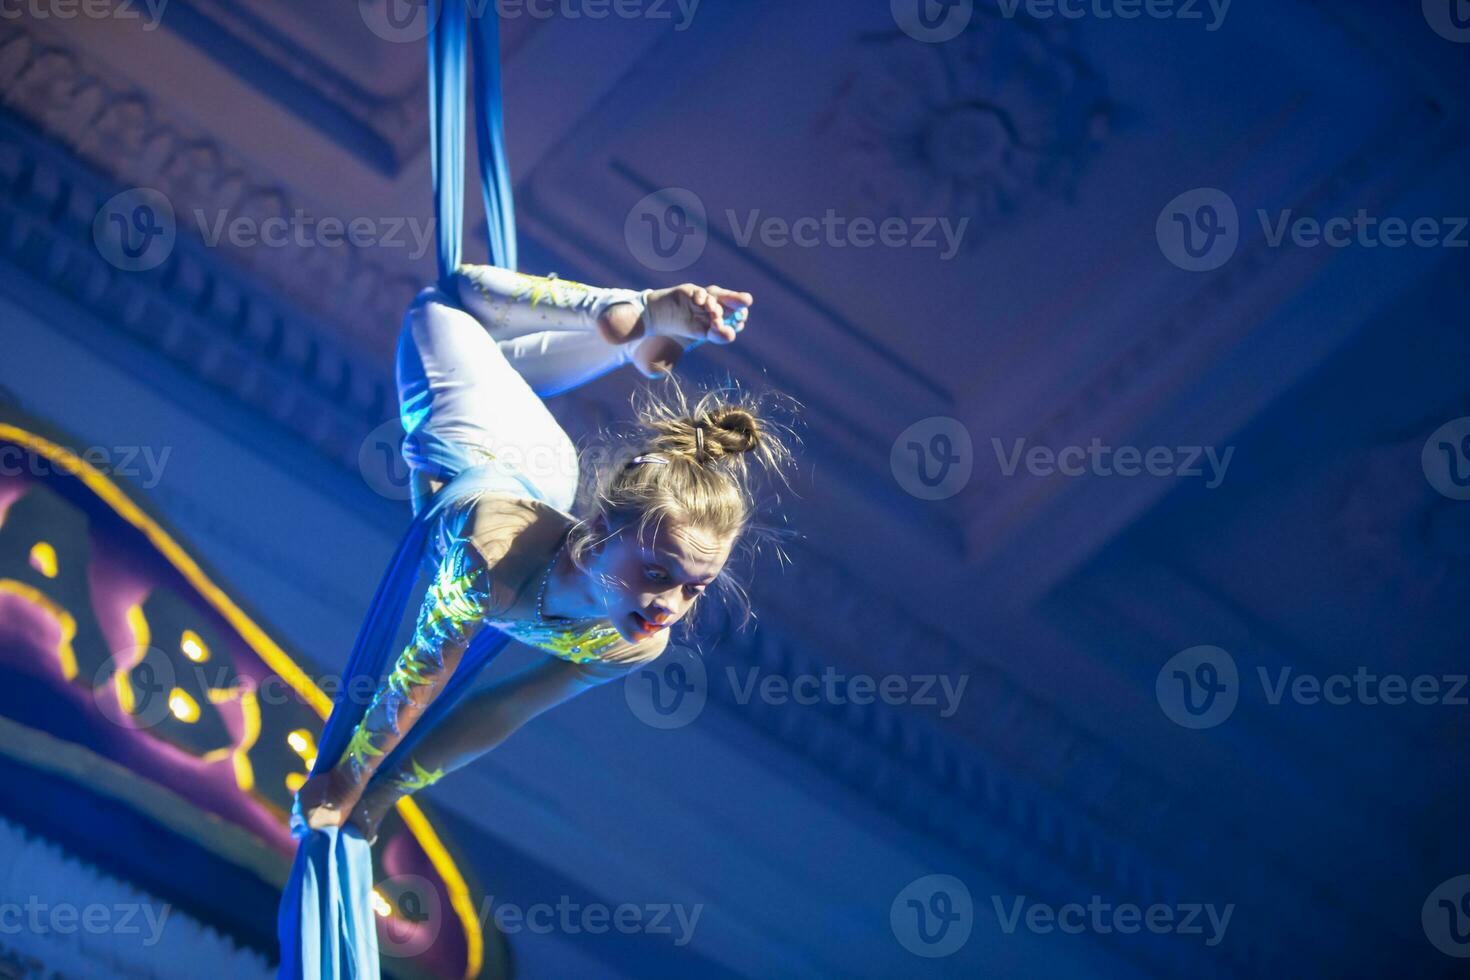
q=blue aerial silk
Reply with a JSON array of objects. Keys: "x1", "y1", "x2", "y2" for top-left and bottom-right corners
[
  {"x1": 431, "y1": 0, "x2": 517, "y2": 285},
  {"x1": 275, "y1": 464, "x2": 518, "y2": 980},
  {"x1": 277, "y1": 1, "x2": 519, "y2": 975}
]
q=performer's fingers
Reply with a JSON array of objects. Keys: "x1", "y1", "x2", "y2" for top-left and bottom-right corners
[
  {"x1": 707, "y1": 285, "x2": 754, "y2": 308},
  {"x1": 708, "y1": 316, "x2": 739, "y2": 344}
]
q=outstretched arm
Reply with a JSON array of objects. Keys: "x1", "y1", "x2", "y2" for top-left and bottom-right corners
[
  {"x1": 347, "y1": 636, "x2": 668, "y2": 843},
  {"x1": 295, "y1": 499, "x2": 535, "y2": 832},
  {"x1": 294, "y1": 556, "x2": 492, "y2": 831}
]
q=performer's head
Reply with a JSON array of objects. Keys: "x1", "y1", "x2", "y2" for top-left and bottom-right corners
[{"x1": 568, "y1": 381, "x2": 797, "y2": 644}]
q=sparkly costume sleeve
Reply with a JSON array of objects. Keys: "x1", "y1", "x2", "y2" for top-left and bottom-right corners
[{"x1": 331, "y1": 548, "x2": 492, "y2": 793}]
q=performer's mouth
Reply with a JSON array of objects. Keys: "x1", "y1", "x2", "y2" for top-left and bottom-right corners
[{"x1": 630, "y1": 611, "x2": 665, "y2": 638}]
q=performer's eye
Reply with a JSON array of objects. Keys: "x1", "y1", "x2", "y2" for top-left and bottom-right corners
[{"x1": 644, "y1": 566, "x2": 669, "y2": 582}]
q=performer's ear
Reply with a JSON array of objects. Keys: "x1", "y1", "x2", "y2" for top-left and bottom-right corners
[{"x1": 579, "y1": 514, "x2": 610, "y2": 564}]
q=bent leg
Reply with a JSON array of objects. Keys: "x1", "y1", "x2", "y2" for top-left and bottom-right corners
[
  {"x1": 451, "y1": 264, "x2": 645, "y2": 343},
  {"x1": 396, "y1": 289, "x2": 584, "y2": 512},
  {"x1": 453, "y1": 264, "x2": 649, "y2": 395},
  {"x1": 496, "y1": 329, "x2": 632, "y2": 397}
]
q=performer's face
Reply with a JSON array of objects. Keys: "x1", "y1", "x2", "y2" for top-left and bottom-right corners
[{"x1": 584, "y1": 516, "x2": 731, "y2": 644}]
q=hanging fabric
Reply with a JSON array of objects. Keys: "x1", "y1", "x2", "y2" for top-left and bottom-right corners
[
  {"x1": 431, "y1": 0, "x2": 518, "y2": 281},
  {"x1": 278, "y1": 3, "x2": 520, "y2": 974}
]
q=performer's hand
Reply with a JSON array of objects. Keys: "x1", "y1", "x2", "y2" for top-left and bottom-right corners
[
  {"x1": 643, "y1": 284, "x2": 753, "y2": 345},
  {"x1": 345, "y1": 789, "x2": 395, "y2": 847},
  {"x1": 296, "y1": 766, "x2": 360, "y2": 832}
]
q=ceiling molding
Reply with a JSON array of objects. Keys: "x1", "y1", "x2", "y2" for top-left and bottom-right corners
[
  {"x1": 162, "y1": 0, "x2": 426, "y2": 175},
  {"x1": 0, "y1": 18, "x2": 424, "y2": 354}
]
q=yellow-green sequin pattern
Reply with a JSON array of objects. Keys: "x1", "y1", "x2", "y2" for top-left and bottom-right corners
[
  {"x1": 336, "y1": 562, "x2": 490, "y2": 782},
  {"x1": 388, "y1": 757, "x2": 446, "y2": 794},
  {"x1": 460, "y1": 265, "x2": 598, "y2": 315},
  {"x1": 484, "y1": 617, "x2": 625, "y2": 664}
]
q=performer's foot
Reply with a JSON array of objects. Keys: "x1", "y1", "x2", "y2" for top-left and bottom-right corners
[{"x1": 641, "y1": 284, "x2": 753, "y2": 345}]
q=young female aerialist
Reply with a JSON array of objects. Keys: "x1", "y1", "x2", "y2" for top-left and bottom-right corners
[{"x1": 290, "y1": 263, "x2": 792, "y2": 847}]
